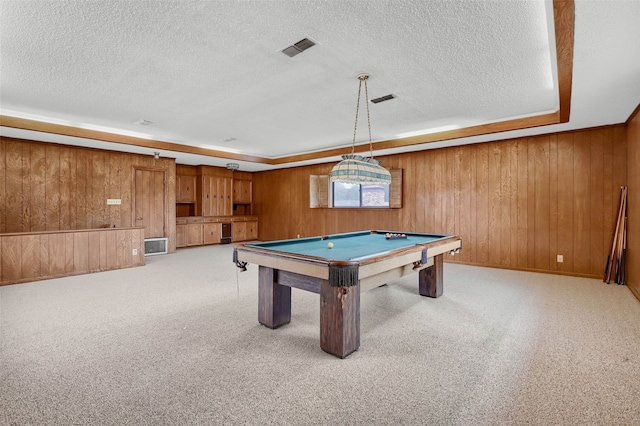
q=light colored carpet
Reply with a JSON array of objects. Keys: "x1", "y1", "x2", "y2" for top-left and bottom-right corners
[{"x1": 1, "y1": 244, "x2": 639, "y2": 425}]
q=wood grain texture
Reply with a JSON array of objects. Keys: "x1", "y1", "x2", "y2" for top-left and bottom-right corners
[
  {"x1": 30, "y1": 144, "x2": 46, "y2": 231},
  {"x1": 45, "y1": 144, "x2": 61, "y2": 230},
  {"x1": 625, "y1": 107, "x2": 640, "y2": 300},
  {"x1": 5, "y1": 142, "x2": 24, "y2": 233},
  {"x1": 2, "y1": 235, "x2": 21, "y2": 282},
  {"x1": 0, "y1": 139, "x2": 4, "y2": 233},
  {"x1": 0, "y1": 137, "x2": 176, "y2": 253},
  {"x1": 0, "y1": 227, "x2": 144, "y2": 285},
  {"x1": 253, "y1": 125, "x2": 627, "y2": 279},
  {"x1": 553, "y1": 0, "x2": 575, "y2": 123}
]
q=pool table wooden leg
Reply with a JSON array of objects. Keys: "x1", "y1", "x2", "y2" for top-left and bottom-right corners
[
  {"x1": 258, "y1": 266, "x2": 291, "y2": 328},
  {"x1": 419, "y1": 254, "x2": 443, "y2": 298},
  {"x1": 320, "y1": 280, "x2": 360, "y2": 358}
]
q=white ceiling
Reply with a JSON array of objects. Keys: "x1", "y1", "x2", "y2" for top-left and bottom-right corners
[{"x1": 1, "y1": 0, "x2": 639, "y2": 172}]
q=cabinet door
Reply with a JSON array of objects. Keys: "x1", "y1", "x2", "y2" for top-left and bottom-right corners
[
  {"x1": 176, "y1": 224, "x2": 187, "y2": 248},
  {"x1": 203, "y1": 223, "x2": 220, "y2": 245},
  {"x1": 232, "y1": 222, "x2": 246, "y2": 242},
  {"x1": 246, "y1": 221, "x2": 258, "y2": 240},
  {"x1": 177, "y1": 175, "x2": 196, "y2": 203},
  {"x1": 186, "y1": 224, "x2": 203, "y2": 246},
  {"x1": 233, "y1": 180, "x2": 252, "y2": 203},
  {"x1": 201, "y1": 176, "x2": 216, "y2": 216},
  {"x1": 220, "y1": 178, "x2": 233, "y2": 216}
]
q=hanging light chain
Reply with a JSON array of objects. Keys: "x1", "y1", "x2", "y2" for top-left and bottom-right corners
[
  {"x1": 351, "y1": 76, "x2": 363, "y2": 154},
  {"x1": 362, "y1": 75, "x2": 374, "y2": 159}
]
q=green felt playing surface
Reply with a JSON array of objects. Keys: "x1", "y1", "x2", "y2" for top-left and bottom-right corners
[{"x1": 245, "y1": 230, "x2": 450, "y2": 261}]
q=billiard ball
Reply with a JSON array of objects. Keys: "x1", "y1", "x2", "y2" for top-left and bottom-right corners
[{"x1": 327, "y1": 242, "x2": 334, "y2": 248}]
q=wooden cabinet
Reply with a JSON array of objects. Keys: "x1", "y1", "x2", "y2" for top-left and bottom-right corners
[
  {"x1": 233, "y1": 179, "x2": 252, "y2": 203},
  {"x1": 232, "y1": 221, "x2": 246, "y2": 242},
  {"x1": 177, "y1": 216, "x2": 256, "y2": 247},
  {"x1": 232, "y1": 218, "x2": 258, "y2": 242},
  {"x1": 246, "y1": 220, "x2": 258, "y2": 240},
  {"x1": 203, "y1": 222, "x2": 220, "y2": 245},
  {"x1": 218, "y1": 178, "x2": 233, "y2": 215},
  {"x1": 199, "y1": 176, "x2": 233, "y2": 217},
  {"x1": 199, "y1": 175, "x2": 214, "y2": 216},
  {"x1": 177, "y1": 175, "x2": 197, "y2": 203},
  {"x1": 176, "y1": 218, "x2": 188, "y2": 248},
  {"x1": 176, "y1": 224, "x2": 187, "y2": 247},
  {"x1": 186, "y1": 223, "x2": 203, "y2": 246}
]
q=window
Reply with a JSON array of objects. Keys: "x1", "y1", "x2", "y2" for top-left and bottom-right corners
[
  {"x1": 333, "y1": 182, "x2": 389, "y2": 208},
  {"x1": 310, "y1": 169, "x2": 402, "y2": 209}
]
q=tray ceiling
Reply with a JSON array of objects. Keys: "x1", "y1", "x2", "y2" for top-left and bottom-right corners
[{"x1": 1, "y1": 0, "x2": 639, "y2": 171}]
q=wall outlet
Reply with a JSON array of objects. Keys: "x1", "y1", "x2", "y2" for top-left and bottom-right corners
[
  {"x1": 107, "y1": 199, "x2": 122, "y2": 205},
  {"x1": 132, "y1": 248, "x2": 138, "y2": 256},
  {"x1": 557, "y1": 255, "x2": 563, "y2": 263}
]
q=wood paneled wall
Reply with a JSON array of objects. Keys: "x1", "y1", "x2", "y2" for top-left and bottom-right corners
[
  {"x1": 626, "y1": 108, "x2": 640, "y2": 299},
  {"x1": 253, "y1": 126, "x2": 627, "y2": 279},
  {"x1": 1, "y1": 227, "x2": 144, "y2": 285},
  {"x1": 0, "y1": 137, "x2": 177, "y2": 251}
]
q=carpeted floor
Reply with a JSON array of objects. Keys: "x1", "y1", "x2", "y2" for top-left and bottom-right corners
[{"x1": 1, "y1": 244, "x2": 639, "y2": 425}]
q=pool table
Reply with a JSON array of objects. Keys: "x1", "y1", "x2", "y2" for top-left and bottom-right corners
[{"x1": 233, "y1": 230, "x2": 462, "y2": 358}]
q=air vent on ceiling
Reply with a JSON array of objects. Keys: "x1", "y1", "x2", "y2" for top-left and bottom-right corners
[
  {"x1": 371, "y1": 94, "x2": 396, "y2": 104},
  {"x1": 281, "y1": 38, "x2": 316, "y2": 57}
]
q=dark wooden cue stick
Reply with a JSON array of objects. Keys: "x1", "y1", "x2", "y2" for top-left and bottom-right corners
[
  {"x1": 616, "y1": 191, "x2": 627, "y2": 283},
  {"x1": 620, "y1": 217, "x2": 627, "y2": 285},
  {"x1": 605, "y1": 187, "x2": 625, "y2": 283},
  {"x1": 617, "y1": 188, "x2": 627, "y2": 282}
]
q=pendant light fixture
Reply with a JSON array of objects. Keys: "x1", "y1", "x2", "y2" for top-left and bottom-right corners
[{"x1": 330, "y1": 73, "x2": 392, "y2": 185}]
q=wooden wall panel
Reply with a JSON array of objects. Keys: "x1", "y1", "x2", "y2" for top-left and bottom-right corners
[
  {"x1": 5, "y1": 142, "x2": 23, "y2": 233},
  {"x1": 0, "y1": 138, "x2": 4, "y2": 233},
  {"x1": 59, "y1": 146, "x2": 73, "y2": 230},
  {"x1": 516, "y1": 140, "x2": 528, "y2": 268},
  {"x1": 475, "y1": 144, "x2": 489, "y2": 265},
  {"x1": 30, "y1": 144, "x2": 47, "y2": 231},
  {"x1": 45, "y1": 144, "x2": 61, "y2": 230},
  {"x1": 0, "y1": 227, "x2": 144, "y2": 285},
  {"x1": 548, "y1": 136, "x2": 558, "y2": 272},
  {"x1": 589, "y1": 130, "x2": 605, "y2": 276},
  {"x1": 253, "y1": 125, "x2": 627, "y2": 279},
  {"x1": 573, "y1": 131, "x2": 591, "y2": 274},
  {"x1": 626, "y1": 108, "x2": 640, "y2": 300},
  {"x1": 21, "y1": 234, "x2": 40, "y2": 279},
  {"x1": 2, "y1": 235, "x2": 21, "y2": 282},
  {"x1": 534, "y1": 136, "x2": 550, "y2": 270},
  {"x1": 49, "y1": 233, "x2": 66, "y2": 276},
  {"x1": 0, "y1": 136, "x2": 177, "y2": 253},
  {"x1": 556, "y1": 133, "x2": 574, "y2": 272},
  {"x1": 75, "y1": 148, "x2": 88, "y2": 230}
]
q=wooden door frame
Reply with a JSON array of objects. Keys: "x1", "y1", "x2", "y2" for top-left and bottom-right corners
[{"x1": 131, "y1": 166, "x2": 169, "y2": 239}]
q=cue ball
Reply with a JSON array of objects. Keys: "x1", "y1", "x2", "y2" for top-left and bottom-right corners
[{"x1": 327, "y1": 242, "x2": 334, "y2": 248}]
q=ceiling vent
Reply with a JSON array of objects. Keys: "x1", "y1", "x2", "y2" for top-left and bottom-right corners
[
  {"x1": 281, "y1": 38, "x2": 316, "y2": 57},
  {"x1": 371, "y1": 94, "x2": 395, "y2": 104}
]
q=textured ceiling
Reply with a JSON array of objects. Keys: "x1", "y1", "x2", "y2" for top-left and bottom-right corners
[{"x1": 1, "y1": 0, "x2": 639, "y2": 171}]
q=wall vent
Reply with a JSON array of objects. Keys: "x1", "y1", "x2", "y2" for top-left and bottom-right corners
[
  {"x1": 371, "y1": 94, "x2": 396, "y2": 104},
  {"x1": 144, "y1": 237, "x2": 168, "y2": 256},
  {"x1": 282, "y1": 38, "x2": 316, "y2": 57}
]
